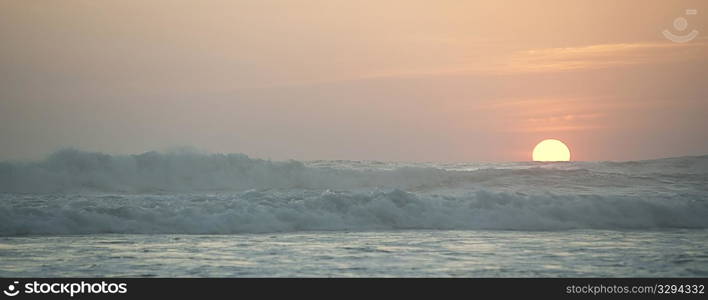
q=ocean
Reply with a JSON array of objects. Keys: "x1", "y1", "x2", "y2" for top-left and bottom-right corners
[{"x1": 1, "y1": 149, "x2": 707, "y2": 277}]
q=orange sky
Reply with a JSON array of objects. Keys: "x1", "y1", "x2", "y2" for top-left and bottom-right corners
[{"x1": 1, "y1": 0, "x2": 707, "y2": 161}]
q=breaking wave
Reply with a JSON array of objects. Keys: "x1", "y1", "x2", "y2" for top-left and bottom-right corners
[
  {"x1": 1, "y1": 149, "x2": 706, "y2": 193},
  {"x1": 0, "y1": 149, "x2": 460, "y2": 193},
  {"x1": 1, "y1": 189, "x2": 707, "y2": 235},
  {"x1": 0, "y1": 149, "x2": 707, "y2": 235}
]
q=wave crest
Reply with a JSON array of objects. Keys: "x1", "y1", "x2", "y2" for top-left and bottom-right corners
[{"x1": 3, "y1": 149, "x2": 706, "y2": 193}]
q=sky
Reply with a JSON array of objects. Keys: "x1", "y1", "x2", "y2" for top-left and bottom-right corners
[{"x1": 1, "y1": 0, "x2": 707, "y2": 162}]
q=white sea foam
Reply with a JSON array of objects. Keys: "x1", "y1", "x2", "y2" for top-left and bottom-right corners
[
  {"x1": 0, "y1": 189, "x2": 707, "y2": 235},
  {"x1": 0, "y1": 149, "x2": 706, "y2": 235}
]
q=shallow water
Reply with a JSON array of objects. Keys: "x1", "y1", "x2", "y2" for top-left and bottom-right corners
[{"x1": 1, "y1": 230, "x2": 707, "y2": 277}]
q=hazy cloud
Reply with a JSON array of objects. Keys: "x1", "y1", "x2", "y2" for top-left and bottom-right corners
[{"x1": 503, "y1": 41, "x2": 708, "y2": 73}]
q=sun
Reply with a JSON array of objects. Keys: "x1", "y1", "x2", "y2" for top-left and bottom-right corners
[{"x1": 532, "y1": 139, "x2": 571, "y2": 162}]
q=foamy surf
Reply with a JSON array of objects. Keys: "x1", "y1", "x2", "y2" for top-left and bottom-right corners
[{"x1": 0, "y1": 149, "x2": 707, "y2": 235}]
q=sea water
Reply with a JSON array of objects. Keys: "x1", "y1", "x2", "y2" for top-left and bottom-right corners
[{"x1": 1, "y1": 150, "x2": 707, "y2": 277}]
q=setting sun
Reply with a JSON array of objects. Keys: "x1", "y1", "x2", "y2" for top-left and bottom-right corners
[{"x1": 532, "y1": 139, "x2": 571, "y2": 162}]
